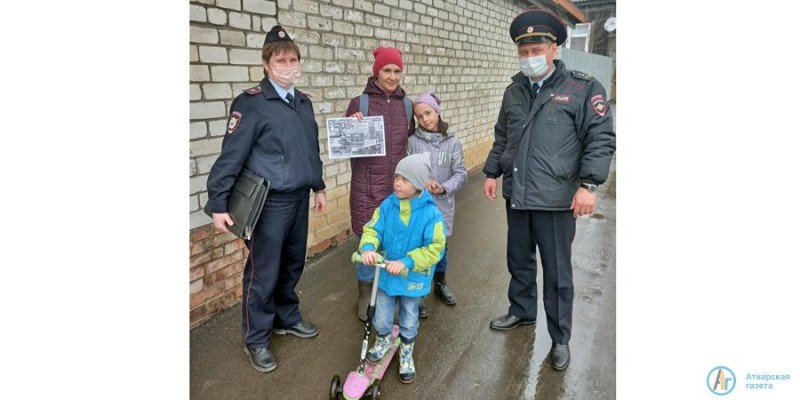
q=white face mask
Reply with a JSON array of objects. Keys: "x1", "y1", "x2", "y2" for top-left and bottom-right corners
[
  {"x1": 270, "y1": 66, "x2": 302, "y2": 88},
  {"x1": 519, "y1": 55, "x2": 548, "y2": 78}
]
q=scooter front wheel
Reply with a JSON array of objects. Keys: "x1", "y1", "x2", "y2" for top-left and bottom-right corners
[
  {"x1": 368, "y1": 380, "x2": 380, "y2": 399},
  {"x1": 330, "y1": 375, "x2": 342, "y2": 400}
]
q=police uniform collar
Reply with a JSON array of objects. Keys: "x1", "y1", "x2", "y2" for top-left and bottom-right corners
[
  {"x1": 268, "y1": 78, "x2": 295, "y2": 100},
  {"x1": 511, "y1": 59, "x2": 565, "y2": 89},
  {"x1": 258, "y1": 77, "x2": 287, "y2": 100},
  {"x1": 529, "y1": 66, "x2": 556, "y2": 88}
]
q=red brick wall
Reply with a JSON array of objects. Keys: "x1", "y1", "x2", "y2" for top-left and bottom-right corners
[
  {"x1": 190, "y1": 225, "x2": 246, "y2": 327},
  {"x1": 189, "y1": 223, "x2": 352, "y2": 328}
]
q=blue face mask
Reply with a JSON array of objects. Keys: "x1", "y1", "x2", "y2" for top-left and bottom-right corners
[{"x1": 519, "y1": 55, "x2": 548, "y2": 78}]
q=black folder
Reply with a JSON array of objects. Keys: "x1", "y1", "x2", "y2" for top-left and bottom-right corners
[{"x1": 204, "y1": 169, "x2": 269, "y2": 241}]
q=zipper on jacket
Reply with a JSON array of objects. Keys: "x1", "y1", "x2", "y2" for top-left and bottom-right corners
[{"x1": 366, "y1": 167, "x2": 372, "y2": 199}]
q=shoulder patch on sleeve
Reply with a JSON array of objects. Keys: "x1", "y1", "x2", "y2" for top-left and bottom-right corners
[
  {"x1": 571, "y1": 70, "x2": 593, "y2": 81},
  {"x1": 590, "y1": 94, "x2": 608, "y2": 117},
  {"x1": 245, "y1": 86, "x2": 262, "y2": 95},
  {"x1": 227, "y1": 111, "x2": 243, "y2": 134}
]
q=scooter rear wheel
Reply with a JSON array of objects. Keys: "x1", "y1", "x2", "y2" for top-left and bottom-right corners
[{"x1": 329, "y1": 375, "x2": 341, "y2": 400}]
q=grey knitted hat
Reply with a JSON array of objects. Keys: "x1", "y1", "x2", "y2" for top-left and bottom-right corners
[{"x1": 395, "y1": 154, "x2": 431, "y2": 192}]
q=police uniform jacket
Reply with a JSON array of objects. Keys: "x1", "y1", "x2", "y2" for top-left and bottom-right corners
[
  {"x1": 483, "y1": 59, "x2": 616, "y2": 210},
  {"x1": 206, "y1": 78, "x2": 325, "y2": 213}
]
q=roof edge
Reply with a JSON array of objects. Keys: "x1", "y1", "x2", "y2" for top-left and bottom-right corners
[{"x1": 537, "y1": 0, "x2": 588, "y2": 24}]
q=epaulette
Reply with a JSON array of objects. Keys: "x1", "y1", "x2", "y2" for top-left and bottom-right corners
[
  {"x1": 571, "y1": 70, "x2": 593, "y2": 81},
  {"x1": 245, "y1": 85, "x2": 262, "y2": 95},
  {"x1": 296, "y1": 89, "x2": 312, "y2": 99}
]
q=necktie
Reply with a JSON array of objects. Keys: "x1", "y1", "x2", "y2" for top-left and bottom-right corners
[
  {"x1": 285, "y1": 92, "x2": 295, "y2": 107},
  {"x1": 531, "y1": 83, "x2": 540, "y2": 100}
]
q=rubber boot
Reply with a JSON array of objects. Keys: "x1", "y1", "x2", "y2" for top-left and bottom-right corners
[
  {"x1": 418, "y1": 296, "x2": 429, "y2": 319},
  {"x1": 367, "y1": 334, "x2": 394, "y2": 363},
  {"x1": 357, "y1": 280, "x2": 372, "y2": 322},
  {"x1": 398, "y1": 340, "x2": 416, "y2": 383},
  {"x1": 434, "y1": 271, "x2": 457, "y2": 306}
]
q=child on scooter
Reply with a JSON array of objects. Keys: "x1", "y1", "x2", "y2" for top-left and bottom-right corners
[{"x1": 357, "y1": 153, "x2": 446, "y2": 384}]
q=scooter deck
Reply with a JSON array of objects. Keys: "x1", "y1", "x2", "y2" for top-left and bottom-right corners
[{"x1": 342, "y1": 325, "x2": 401, "y2": 399}]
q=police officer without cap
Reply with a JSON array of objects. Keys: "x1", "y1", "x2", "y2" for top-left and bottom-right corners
[
  {"x1": 206, "y1": 25, "x2": 327, "y2": 373},
  {"x1": 483, "y1": 10, "x2": 616, "y2": 371}
]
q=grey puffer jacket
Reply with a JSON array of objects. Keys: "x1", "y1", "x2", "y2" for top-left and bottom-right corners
[
  {"x1": 483, "y1": 60, "x2": 616, "y2": 210},
  {"x1": 407, "y1": 127, "x2": 468, "y2": 236}
]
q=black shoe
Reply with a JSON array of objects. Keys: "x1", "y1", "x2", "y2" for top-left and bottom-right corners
[
  {"x1": 244, "y1": 346, "x2": 277, "y2": 373},
  {"x1": 418, "y1": 297, "x2": 429, "y2": 319},
  {"x1": 550, "y1": 343, "x2": 570, "y2": 371},
  {"x1": 434, "y1": 282, "x2": 457, "y2": 306},
  {"x1": 489, "y1": 314, "x2": 536, "y2": 331},
  {"x1": 273, "y1": 320, "x2": 319, "y2": 339}
]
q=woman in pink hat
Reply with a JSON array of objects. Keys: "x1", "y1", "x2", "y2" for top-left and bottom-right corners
[{"x1": 345, "y1": 47, "x2": 415, "y2": 322}]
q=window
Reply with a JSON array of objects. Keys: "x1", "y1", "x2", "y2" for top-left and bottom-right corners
[{"x1": 567, "y1": 23, "x2": 591, "y2": 52}]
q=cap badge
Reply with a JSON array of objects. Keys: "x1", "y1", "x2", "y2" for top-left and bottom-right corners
[
  {"x1": 278, "y1": 31, "x2": 286, "y2": 38},
  {"x1": 527, "y1": 26, "x2": 534, "y2": 33}
]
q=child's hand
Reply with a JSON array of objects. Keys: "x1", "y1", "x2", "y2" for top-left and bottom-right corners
[
  {"x1": 425, "y1": 179, "x2": 444, "y2": 194},
  {"x1": 361, "y1": 250, "x2": 380, "y2": 265},
  {"x1": 385, "y1": 260, "x2": 406, "y2": 276}
]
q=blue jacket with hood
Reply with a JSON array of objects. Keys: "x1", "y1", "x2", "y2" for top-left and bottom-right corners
[{"x1": 359, "y1": 190, "x2": 446, "y2": 297}]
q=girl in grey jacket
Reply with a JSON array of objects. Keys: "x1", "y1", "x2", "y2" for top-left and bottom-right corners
[{"x1": 408, "y1": 92, "x2": 468, "y2": 312}]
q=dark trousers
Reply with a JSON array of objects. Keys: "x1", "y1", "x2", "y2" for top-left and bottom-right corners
[
  {"x1": 434, "y1": 244, "x2": 449, "y2": 273},
  {"x1": 242, "y1": 191, "x2": 309, "y2": 347},
  {"x1": 505, "y1": 200, "x2": 576, "y2": 344}
]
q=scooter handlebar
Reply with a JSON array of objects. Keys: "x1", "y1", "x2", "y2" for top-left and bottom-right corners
[
  {"x1": 351, "y1": 252, "x2": 408, "y2": 278},
  {"x1": 351, "y1": 252, "x2": 384, "y2": 265}
]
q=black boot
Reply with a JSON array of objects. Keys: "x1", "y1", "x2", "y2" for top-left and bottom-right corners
[
  {"x1": 418, "y1": 296, "x2": 429, "y2": 319},
  {"x1": 433, "y1": 271, "x2": 457, "y2": 306},
  {"x1": 357, "y1": 280, "x2": 372, "y2": 322}
]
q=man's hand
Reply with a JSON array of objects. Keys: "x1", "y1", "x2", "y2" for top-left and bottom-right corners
[
  {"x1": 483, "y1": 178, "x2": 497, "y2": 201},
  {"x1": 314, "y1": 191, "x2": 327, "y2": 214},
  {"x1": 571, "y1": 187, "x2": 596, "y2": 217},
  {"x1": 212, "y1": 212, "x2": 234, "y2": 233}
]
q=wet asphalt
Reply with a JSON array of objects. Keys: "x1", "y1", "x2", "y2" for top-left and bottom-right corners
[{"x1": 190, "y1": 158, "x2": 616, "y2": 400}]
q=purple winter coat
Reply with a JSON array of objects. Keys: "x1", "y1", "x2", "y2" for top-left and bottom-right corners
[{"x1": 346, "y1": 77, "x2": 414, "y2": 235}]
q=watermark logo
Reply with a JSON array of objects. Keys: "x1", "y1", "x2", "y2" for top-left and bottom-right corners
[{"x1": 707, "y1": 366, "x2": 736, "y2": 395}]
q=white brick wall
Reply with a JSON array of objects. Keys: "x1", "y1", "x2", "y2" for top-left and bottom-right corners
[{"x1": 190, "y1": 0, "x2": 534, "y2": 244}]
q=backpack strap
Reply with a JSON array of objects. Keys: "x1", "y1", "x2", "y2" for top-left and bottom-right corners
[
  {"x1": 403, "y1": 97, "x2": 413, "y2": 124},
  {"x1": 360, "y1": 93, "x2": 413, "y2": 124},
  {"x1": 359, "y1": 93, "x2": 369, "y2": 116}
]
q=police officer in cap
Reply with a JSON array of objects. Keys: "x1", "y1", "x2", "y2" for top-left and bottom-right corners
[
  {"x1": 483, "y1": 9, "x2": 616, "y2": 371},
  {"x1": 206, "y1": 25, "x2": 327, "y2": 373}
]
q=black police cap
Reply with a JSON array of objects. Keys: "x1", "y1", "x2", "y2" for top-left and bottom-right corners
[
  {"x1": 264, "y1": 25, "x2": 293, "y2": 45},
  {"x1": 510, "y1": 9, "x2": 567, "y2": 46}
]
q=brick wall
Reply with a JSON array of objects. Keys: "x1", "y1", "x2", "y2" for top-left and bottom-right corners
[{"x1": 189, "y1": 0, "x2": 533, "y2": 327}]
